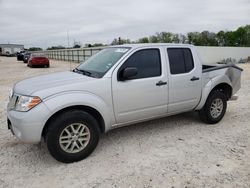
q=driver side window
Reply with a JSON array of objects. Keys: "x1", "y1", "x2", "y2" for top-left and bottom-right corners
[{"x1": 118, "y1": 49, "x2": 161, "y2": 80}]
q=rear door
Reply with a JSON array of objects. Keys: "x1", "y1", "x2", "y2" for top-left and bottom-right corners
[
  {"x1": 112, "y1": 47, "x2": 168, "y2": 124},
  {"x1": 166, "y1": 47, "x2": 202, "y2": 114}
]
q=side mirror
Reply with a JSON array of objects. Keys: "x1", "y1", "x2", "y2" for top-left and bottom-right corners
[{"x1": 120, "y1": 67, "x2": 138, "y2": 81}]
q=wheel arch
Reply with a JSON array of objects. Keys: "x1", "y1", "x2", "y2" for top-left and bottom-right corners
[
  {"x1": 211, "y1": 83, "x2": 232, "y2": 100},
  {"x1": 195, "y1": 81, "x2": 232, "y2": 110},
  {"x1": 42, "y1": 105, "x2": 105, "y2": 139}
]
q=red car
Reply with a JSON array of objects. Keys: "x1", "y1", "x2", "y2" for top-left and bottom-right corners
[{"x1": 27, "y1": 54, "x2": 50, "y2": 68}]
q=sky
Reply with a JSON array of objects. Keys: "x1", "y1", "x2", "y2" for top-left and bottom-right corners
[{"x1": 0, "y1": 0, "x2": 250, "y2": 49}]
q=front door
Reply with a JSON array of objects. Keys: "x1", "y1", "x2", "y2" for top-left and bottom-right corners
[{"x1": 112, "y1": 48, "x2": 168, "y2": 124}]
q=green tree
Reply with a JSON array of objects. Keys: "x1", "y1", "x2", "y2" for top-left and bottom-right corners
[
  {"x1": 216, "y1": 31, "x2": 226, "y2": 46},
  {"x1": 73, "y1": 44, "x2": 81, "y2": 48},
  {"x1": 73, "y1": 41, "x2": 81, "y2": 48},
  {"x1": 215, "y1": 25, "x2": 250, "y2": 47},
  {"x1": 111, "y1": 37, "x2": 131, "y2": 45},
  {"x1": 187, "y1": 32, "x2": 202, "y2": 45},
  {"x1": 172, "y1": 34, "x2": 187, "y2": 43},
  {"x1": 200, "y1": 31, "x2": 218, "y2": 46},
  {"x1": 149, "y1": 35, "x2": 159, "y2": 43},
  {"x1": 157, "y1": 32, "x2": 173, "y2": 43},
  {"x1": 234, "y1": 26, "x2": 247, "y2": 46},
  {"x1": 245, "y1": 25, "x2": 250, "y2": 46},
  {"x1": 111, "y1": 38, "x2": 119, "y2": 45},
  {"x1": 224, "y1": 31, "x2": 237, "y2": 46},
  {"x1": 28, "y1": 47, "x2": 43, "y2": 51},
  {"x1": 179, "y1": 34, "x2": 187, "y2": 43},
  {"x1": 172, "y1": 34, "x2": 180, "y2": 43},
  {"x1": 138, "y1": 37, "x2": 149, "y2": 43},
  {"x1": 47, "y1": 46, "x2": 66, "y2": 50}
]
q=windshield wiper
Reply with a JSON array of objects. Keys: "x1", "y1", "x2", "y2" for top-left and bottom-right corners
[{"x1": 73, "y1": 68, "x2": 92, "y2": 76}]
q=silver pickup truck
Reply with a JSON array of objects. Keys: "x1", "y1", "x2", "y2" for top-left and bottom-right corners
[{"x1": 7, "y1": 44, "x2": 242, "y2": 163}]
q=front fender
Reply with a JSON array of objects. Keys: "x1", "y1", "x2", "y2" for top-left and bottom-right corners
[
  {"x1": 195, "y1": 75, "x2": 232, "y2": 110},
  {"x1": 43, "y1": 91, "x2": 114, "y2": 132}
]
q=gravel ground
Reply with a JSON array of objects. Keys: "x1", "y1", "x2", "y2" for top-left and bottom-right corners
[{"x1": 0, "y1": 57, "x2": 249, "y2": 188}]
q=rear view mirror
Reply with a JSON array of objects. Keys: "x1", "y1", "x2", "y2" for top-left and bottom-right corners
[{"x1": 120, "y1": 67, "x2": 138, "y2": 81}]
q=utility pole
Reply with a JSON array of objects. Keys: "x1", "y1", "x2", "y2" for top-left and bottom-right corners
[
  {"x1": 67, "y1": 30, "x2": 70, "y2": 48},
  {"x1": 118, "y1": 37, "x2": 121, "y2": 45},
  {"x1": 67, "y1": 30, "x2": 72, "y2": 71}
]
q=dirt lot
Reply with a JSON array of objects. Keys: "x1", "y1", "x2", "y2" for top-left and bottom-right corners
[{"x1": 0, "y1": 56, "x2": 249, "y2": 188}]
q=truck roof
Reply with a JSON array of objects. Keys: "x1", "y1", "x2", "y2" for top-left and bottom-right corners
[{"x1": 112, "y1": 43, "x2": 194, "y2": 49}]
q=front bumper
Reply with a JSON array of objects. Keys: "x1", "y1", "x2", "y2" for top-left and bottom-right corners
[
  {"x1": 7, "y1": 102, "x2": 51, "y2": 143},
  {"x1": 30, "y1": 61, "x2": 49, "y2": 65}
]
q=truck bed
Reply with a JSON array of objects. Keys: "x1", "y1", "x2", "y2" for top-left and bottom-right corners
[
  {"x1": 202, "y1": 63, "x2": 243, "y2": 96},
  {"x1": 202, "y1": 63, "x2": 243, "y2": 73}
]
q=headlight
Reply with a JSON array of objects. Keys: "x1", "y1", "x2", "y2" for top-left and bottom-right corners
[{"x1": 15, "y1": 95, "x2": 41, "y2": 112}]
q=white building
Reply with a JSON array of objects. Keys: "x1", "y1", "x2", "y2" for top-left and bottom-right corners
[{"x1": 0, "y1": 44, "x2": 24, "y2": 56}]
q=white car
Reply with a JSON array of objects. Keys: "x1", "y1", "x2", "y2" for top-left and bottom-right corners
[{"x1": 7, "y1": 44, "x2": 243, "y2": 163}]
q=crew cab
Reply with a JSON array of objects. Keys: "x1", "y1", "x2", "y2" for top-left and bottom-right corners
[{"x1": 7, "y1": 44, "x2": 242, "y2": 163}]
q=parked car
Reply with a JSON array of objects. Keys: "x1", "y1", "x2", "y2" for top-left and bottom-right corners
[
  {"x1": 17, "y1": 51, "x2": 26, "y2": 61},
  {"x1": 7, "y1": 44, "x2": 243, "y2": 163},
  {"x1": 23, "y1": 52, "x2": 32, "y2": 63},
  {"x1": 27, "y1": 54, "x2": 49, "y2": 68}
]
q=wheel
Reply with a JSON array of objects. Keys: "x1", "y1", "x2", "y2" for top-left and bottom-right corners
[
  {"x1": 45, "y1": 110, "x2": 100, "y2": 163},
  {"x1": 199, "y1": 91, "x2": 227, "y2": 124},
  {"x1": 44, "y1": 64, "x2": 50, "y2": 68}
]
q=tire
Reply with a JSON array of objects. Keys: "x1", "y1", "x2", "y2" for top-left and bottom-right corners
[
  {"x1": 199, "y1": 91, "x2": 227, "y2": 124},
  {"x1": 45, "y1": 110, "x2": 100, "y2": 163}
]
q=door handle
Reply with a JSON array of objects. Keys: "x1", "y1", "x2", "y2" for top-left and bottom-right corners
[
  {"x1": 156, "y1": 81, "x2": 167, "y2": 86},
  {"x1": 190, "y1": 76, "x2": 200, "y2": 81}
]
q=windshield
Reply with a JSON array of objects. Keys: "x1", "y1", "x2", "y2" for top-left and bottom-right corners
[{"x1": 75, "y1": 47, "x2": 130, "y2": 78}]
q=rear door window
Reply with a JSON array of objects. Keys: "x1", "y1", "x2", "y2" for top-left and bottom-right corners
[{"x1": 167, "y1": 48, "x2": 194, "y2": 74}]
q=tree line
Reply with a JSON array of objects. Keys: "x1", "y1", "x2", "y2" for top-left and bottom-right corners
[
  {"x1": 31, "y1": 24, "x2": 250, "y2": 50},
  {"x1": 112, "y1": 24, "x2": 250, "y2": 47}
]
